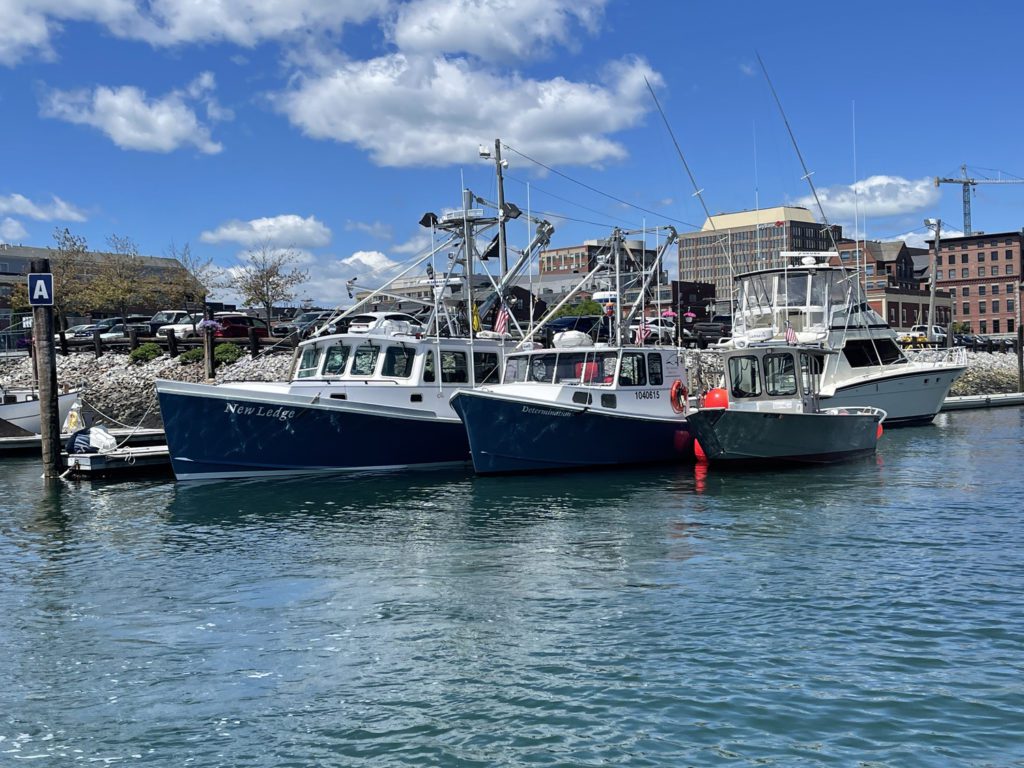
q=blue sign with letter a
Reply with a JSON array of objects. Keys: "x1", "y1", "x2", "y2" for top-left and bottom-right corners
[{"x1": 28, "y1": 273, "x2": 54, "y2": 306}]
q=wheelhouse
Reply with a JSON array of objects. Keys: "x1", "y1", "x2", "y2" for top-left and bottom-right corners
[{"x1": 721, "y1": 345, "x2": 826, "y2": 413}]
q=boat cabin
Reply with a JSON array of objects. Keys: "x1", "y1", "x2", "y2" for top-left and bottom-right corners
[
  {"x1": 291, "y1": 333, "x2": 505, "y2": 387},
  {"x1": 732, "y1": 252, "x2": 889, "y2": 343},
  {"x1": 501, "y1": 345, "x2": 684, "y2": 390},
  {"x1": 720, "y1": 345, "x2": 826, "y2": 414}
]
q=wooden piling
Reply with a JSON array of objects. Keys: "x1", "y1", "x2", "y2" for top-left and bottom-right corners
[{"x1": 29, "y1": 258, "x2": 61, "y2": 479}]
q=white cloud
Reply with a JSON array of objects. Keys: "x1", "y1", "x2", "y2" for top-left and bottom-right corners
[
  {"x1": 345, "y1": 219, "x2": 392, "y2": 240},
  {"x1": 0, "y1": 1, "x2": 384, "y2": 64},
  {"x1": 795, "y1": 176, "x2": 940, "y2": 221},
  {"x1": 41, "y1": 75, "x2": 225, "y2": 153},
  {"x1": 200, "y1": 214, "x2": 332, "y2": 248},
  {"x1": 392, "y1": 232, "x2": 433, "y2": 254},
  {"x1": 391, "y1": 0, "x2": 605, "y2": 62},
  {"x1": 0, "y1": 192, "x2": 86, "y2": 221},
  {"x1": 340, "y1": 249, "x2": 399, "y2": 276},
  {"x1": 275, "y1": 53, "x2": 661, "y2": 167},
  {"x1": 0, "y1": 217, "x2": 28, "y2": 242},
  {"x1": 894, "y1": 227, "x2": 965, "y2": 249}
]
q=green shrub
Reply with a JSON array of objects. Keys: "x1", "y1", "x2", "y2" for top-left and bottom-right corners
[
  {"x1": 214, "y1": 343, "x2": 244, "y2": 366},
  {"x1": 128, "y1": 342, "x2": 162, "y2": 364},
  {"x1": 178, "y1": 347, "x2": 204, "y2": 364}
]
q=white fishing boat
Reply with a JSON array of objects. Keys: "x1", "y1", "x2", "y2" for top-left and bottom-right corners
[
  {"x1": 687, "y1": 342, "x2": 886, "y2": 464},
  {"x1": 0, "y1": 385, "x2": 79, "y2": 436},
  {"x1": 725, "y1": 252, "x2": 966, "y2": 425}
]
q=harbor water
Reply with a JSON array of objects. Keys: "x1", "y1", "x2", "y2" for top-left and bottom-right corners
[{"x1": 2, "y1": 407, "x2": 1023, "y2": 766}]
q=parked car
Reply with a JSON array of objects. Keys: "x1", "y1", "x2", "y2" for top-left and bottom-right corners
[
  {"x1": 629, "y1": 316, "x2": 676, "y2": 344},
  {"x1": 213, "y1": 314, "x2": 269, "y2": 339},
  {"x1": 272, "y1": 310, "x2": 336, "y2": 338},
  {"x1": 98, "y1": 323, "x2": 150, "y2": 341},
  {"x1": 147, "y1": 310, "x2": 193, "y2": 336},
  {"x1": 910, "y1": 324, "x2": 947, "y2": 343},
  {"x1": 54, "y1": 324, "x2": 93, "y2": 340},
  {"x1": 157, "y1": 313, "x2": 203, "y2": 338},
  {"x1": 74, "y1": 316, "x2": 150, "y2": 338},
  {"x1": 692, "y1": 315, "x2": 732, "y2": 348}
]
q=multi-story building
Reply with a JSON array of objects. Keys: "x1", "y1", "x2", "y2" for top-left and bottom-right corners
[
  {"x1": 831, "y1": 239, "x2": 952, "y2": 330},
  {"x1": 929, "y1": 231, "x2": 1023, "y2": 336},
  {"x1": 678, "y1": 206, "x2": 842, "y2": 299},
  {"x1": 537, "y1": 238, "x2": 670, "y2": 309}
]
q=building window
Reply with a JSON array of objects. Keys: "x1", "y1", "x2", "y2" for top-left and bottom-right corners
[
  {"x1": 979, "y1": 286, "x2": 986, "y2": 296},
  {"x1": 1010, "y1": 319, "x2": 1016, "y2": 333},
  {"x1": 950, "y1": 288, "x2": 957, "y2": 298},
  {"x1": 962, "y1": 302, "x2": 970, "y2": 315},
  {"x1": 1007, "y1": 265, "x2": 1015, "y2": 275},
  {"x1": 947, "y1": 254, "x2": 955, "y2": 265},
  {"x1": 993, "y1": 319, "x2": 1000, "y2": 333},
  {"x1": 961, "y1": 254, "x2": 968, "y2": 263},
  {"x1": 980, "y1": 320, "x2": 987, "y2": 333},
  {"x1": 963, "y1": 286, "x2": 970, "y2": 297},
  {"x1": 961, "y1": 268, "x2": 969, "y2": 278},
  {"x1": 979, "y1": 301, "x2": 986, "y2": 314},
  {"x1": 936, "y1": 270, "x2": 942, "y2": 280},
  {"x1": 992, "y1": 300, "x2": 1000, "y2": 313},
  {"x1": 991, "y1": 251, "x2": 998, "y2": 260},
  {"x1": 977, "y1": 253, "x2": 985, "y2": 262},
  {"x1": 979, "y1": 266, "x2": 986, "y2": 277},
  {"x1": 992, "y1": 284, "x2": 1000, "y2": 294},
  {"x1": 1007, "y1": 249, "x2": 1014, "y2": 260}
]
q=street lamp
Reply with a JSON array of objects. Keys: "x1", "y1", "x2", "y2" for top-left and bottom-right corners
[{"x1": 924, "y1": 218, "x2": 941, "y2": 344}]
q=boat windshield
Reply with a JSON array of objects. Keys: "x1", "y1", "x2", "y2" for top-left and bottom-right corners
[
  {"x1": 503, "y1": 350, "x2": 618, "y2": 384},
  {"x1": 294, "y1": 345, "x2": 324, "y2": 378}
]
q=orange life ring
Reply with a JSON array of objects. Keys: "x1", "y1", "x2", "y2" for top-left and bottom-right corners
[{"x1": 670, "y1": 379, "x2": 688, "y2": 413}]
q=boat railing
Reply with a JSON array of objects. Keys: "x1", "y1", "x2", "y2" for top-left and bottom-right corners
[
  {"x1": 903, "y1": 346, "x2": 968, "y2": 366},
  {"x1": 820, "y1": 405, "x2": 888, "y2": 422}
]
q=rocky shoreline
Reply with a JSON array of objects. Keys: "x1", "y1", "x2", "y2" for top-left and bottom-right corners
[{"x1": 1, "y1": 346, "x2": 1020, "y2": 430}]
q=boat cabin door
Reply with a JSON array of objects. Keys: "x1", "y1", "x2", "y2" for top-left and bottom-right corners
[{"x1": 799, "y1": 351, "x2": 821, "y2": 412}]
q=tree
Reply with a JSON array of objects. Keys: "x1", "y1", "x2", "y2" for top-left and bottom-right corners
[
  {"x1": 164, "y1": 240, "x2": 217, "y2": 312},
  {"x1": 87, "y1": 234, "x2": 159, "y2": 330},
  {"x1": 553, "y1": 299, "x2": 603, "y2": 318},
  {"x1": 49, "y1": 228, "x2": 94, "y2": 331},
  {"x1": 232, "y1": 242, "x2": 308, "y2": 324}
]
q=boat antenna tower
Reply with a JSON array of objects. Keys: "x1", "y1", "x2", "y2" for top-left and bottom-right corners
[{"x1": 756, "y1": 53, "x2": 842, "y2": 259}]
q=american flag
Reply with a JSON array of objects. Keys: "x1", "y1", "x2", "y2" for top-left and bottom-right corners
[
  {"x1": 494, "y1": 304, "x2": 510, "y2": 335},
  {"x1": 634, "y1": 316, "x2": 652, "y2": 344},
  {"x1": 785, "y1": 321, "x2": 797, "y2": 345}
]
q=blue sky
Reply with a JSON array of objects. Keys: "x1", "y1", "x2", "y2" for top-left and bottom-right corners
[{"x1": 2, "y1": 0, "x2": 1023, "y2": 306}]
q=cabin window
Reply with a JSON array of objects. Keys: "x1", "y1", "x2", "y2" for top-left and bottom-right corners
[
  {"x1": 440, "y1": 351, "x2": 469, "y2": 383},
  {"x1": 554, "y1": 352, "x2": 588, "y2": 383},
  {"x1": 351, "y1": 345, "x2": 380, "y2": 376},
  {"x1": 322, "y1": 344, "x2": 350, "y2": 375},
  {"x1": 423, "y1": 350, "x2": 436, "y2": 383},
  {"x1": 728, "y1": 355, "x2": 761, "y2": 398},
  {"x1": 527, "y1": 353, "x2": 557, "y2": 383},
  {"x1": 764, "y1": 353, "x2": 797, "y2": 396},
  {"x1": 382, "y1": 346, "x2": 415, "y2": 378},
  {"x1": 473, "y1": 352, "x2": 500, "y2": 384},
  {"x1": 647, "y1": 353, "x2": 664, "y2": 386},
  {"x1": 618, "y1": 352, "x2": 647, "y2": 387},
  {"x1": 295, "y1": 346, "x2": 324, "y2": 378},
  {"x1": 503, "y1": 355, "x2": 528, "y2": 383}
]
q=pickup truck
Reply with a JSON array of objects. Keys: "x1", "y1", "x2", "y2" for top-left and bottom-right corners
[{"x1": 692, "y1": 315, "x2": 732, "y2": 348}]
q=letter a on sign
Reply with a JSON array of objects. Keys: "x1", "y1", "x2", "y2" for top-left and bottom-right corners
[{"x1": 28, "y1": 273, "x2": 55, "y2": 306}]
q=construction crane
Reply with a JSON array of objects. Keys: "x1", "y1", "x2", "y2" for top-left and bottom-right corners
[{"x1": 934, "y1": 164, "x2": 1024, "y2": 235}]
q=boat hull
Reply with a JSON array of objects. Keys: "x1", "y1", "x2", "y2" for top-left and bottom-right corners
[
  {"x1": 451, "y1": 390, "x2": 692, "y2": 474},
  {"x1": 825, "y1": 366, "x2": 965, "y2": 426},
  {"x1": 0, "y1": 391, "x2": 78, "y2": 435},
  {"x1": 687, "y1": 407, "x2": 881, "y2": 464},
  {"x1": 156, "y1": 381, "x2": 470, "y2": 480}
]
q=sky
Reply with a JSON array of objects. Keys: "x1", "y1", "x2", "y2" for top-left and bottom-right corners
[{"x1": 2, "y1": 0, "x2": 1023, "y2": 308}]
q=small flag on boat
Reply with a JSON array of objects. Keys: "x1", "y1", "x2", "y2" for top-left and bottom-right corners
[
  {"x1": 785, "y1": 321, "x2": 797, "y2": 345},
  {"x1": 494, "y1": 303, "x2": 510, "y2": 335},
  {"x1": 634, "y1": 316, "x2": 652, "y2": 344},
  {"x1": 471, "y1": 302, "x2": 481, "y2": 333}
]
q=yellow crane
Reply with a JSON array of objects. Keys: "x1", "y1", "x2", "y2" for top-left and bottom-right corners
[{"x1": 934, "y1": 164, "x2": 1024, "y2": 235}]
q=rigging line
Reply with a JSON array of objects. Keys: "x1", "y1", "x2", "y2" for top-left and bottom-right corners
[
  {"x1": 502, "y1": 173, "x2": 638, "y2": 227},
  {"x1": 755, "y1": 51, "x2": 841, "y2": 255},
  {"x1": 501, "y1": 142, "x2": 700, "y2": 229},
  {"x1": 528, "y1": 209, "x2": 622, "y2": 230}
]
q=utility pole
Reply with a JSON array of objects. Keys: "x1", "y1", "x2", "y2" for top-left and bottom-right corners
[{"x1": 925, "y1": 219, "x2": 940, "y2": 343}]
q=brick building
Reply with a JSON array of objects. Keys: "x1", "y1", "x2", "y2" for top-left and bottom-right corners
[{"x1": 928, "y1": 231, "x2": 1023, "y2": 336}]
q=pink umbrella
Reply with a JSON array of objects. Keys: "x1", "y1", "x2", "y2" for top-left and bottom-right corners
[{"x1": 661, "y1": 309, "x2": 678, "y2": 318}]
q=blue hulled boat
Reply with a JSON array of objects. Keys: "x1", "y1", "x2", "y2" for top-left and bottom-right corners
[{"x1": 451, "y1": 342, "x2": 693, "y2": 474}]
